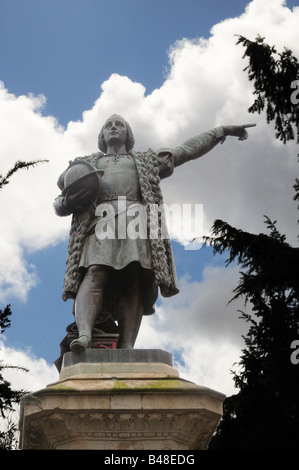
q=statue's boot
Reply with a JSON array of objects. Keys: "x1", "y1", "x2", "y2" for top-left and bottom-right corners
[
  {"x1": 70, "y1": 334, "x2": 91, "y2": 352},
  {"x1": 71, "y1": 266, "x2": 110, "y2": 353}
]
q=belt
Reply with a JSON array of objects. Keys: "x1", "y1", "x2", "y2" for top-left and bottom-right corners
[{"x1": 97, "y1": 195, "x2": 140, "y2": 203}]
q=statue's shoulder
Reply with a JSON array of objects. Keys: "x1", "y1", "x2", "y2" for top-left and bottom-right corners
[
  {"x1": 133, "y1": 148, "x2": 174, "y2": 180},
  {"x1": 131, "y1": 148, "x2": 157, "y2": 162}
]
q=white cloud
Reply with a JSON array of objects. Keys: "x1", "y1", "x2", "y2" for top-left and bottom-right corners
[
  {"x1": 0, "y1": 345, "x2": 59, "y2": 443},
  {"x1": 0, "y1": 0, "x2": 298, "y2": 396},
  {"x1": 1, "y1": 0, "x2": 298, "y2": 302},
  {"x1": 1, "y1": 346, "x2": 58, "y2": 393},
  {"x1": 135, "y1": 265, "x2": 250, "y2": 395},
  {"x1": 0, "y1": 84, "x2": 81, "y2": 301}
]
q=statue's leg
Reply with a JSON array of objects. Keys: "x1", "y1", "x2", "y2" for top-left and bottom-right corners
[
  {"x1": 70, "y1": 265, "x2": 110, "y2": 352},
  {"x1": 117, "y1": 263, "x2": 143, "y2": 349}
]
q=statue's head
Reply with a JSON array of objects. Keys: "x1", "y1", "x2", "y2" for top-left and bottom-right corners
[{"x1": 98, "y1": 114, "x2": 135, "y2": 153}]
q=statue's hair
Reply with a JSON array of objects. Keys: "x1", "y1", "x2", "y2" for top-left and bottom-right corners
[{"x1": 98, "y1": 114, "x2": 135, "y2": 153}]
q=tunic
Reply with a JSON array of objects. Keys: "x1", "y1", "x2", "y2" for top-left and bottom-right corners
[{"x1": 79, "y1": 153, "x2": 153, "y2": 272}]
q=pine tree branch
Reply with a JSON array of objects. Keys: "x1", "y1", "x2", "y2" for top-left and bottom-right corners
[
  {"x1": 0, "y1": 159, "x2": 48, "y2": 190},
  {"x1": 236, "y1": 35, "x2": 299, "y2": 144}
]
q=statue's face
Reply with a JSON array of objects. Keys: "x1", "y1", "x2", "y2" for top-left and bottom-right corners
[{"x1": 103, "y1": 116, "x2": 127, "y2": 148}]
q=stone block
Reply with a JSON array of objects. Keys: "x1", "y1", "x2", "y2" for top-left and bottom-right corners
[{"x1": 19, "y1": 349, "x2": 225, "y2": 450}]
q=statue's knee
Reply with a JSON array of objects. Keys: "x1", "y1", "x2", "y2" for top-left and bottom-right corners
[{"x1": 86, "y1": 265, "x2": 110, "y2": 284}]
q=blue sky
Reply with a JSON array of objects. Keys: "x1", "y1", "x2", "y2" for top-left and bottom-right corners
[
  {"x1": 1, "y1": 0, "x2": 251, "y2": 126},
  {"x1": 1, "y1": 0, "x2": 298, "y2": 395}
]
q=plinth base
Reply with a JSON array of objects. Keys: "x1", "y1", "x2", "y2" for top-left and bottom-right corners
[{"x1": 19, "y1": 350, "x2": 225, "y2": 450}]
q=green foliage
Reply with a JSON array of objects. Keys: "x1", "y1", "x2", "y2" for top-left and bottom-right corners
[
  {"x1": 207, "y1": 219, "x2": 299, "y2": 449},
  {"x1": 208, "y1": 36, "x2": 299, "y2": 449},
  {"x1": 0, "y1": 306, "x2": 28, "y2": 449},
  {"x1": 0, "y1": 304, "x2": 12, "y2": 334},
  {"x1": 207, "y1": 217, "x2": 299, "y2": 304},
  {"x1": 294, "y1": 165, "x2": 299, "y2": 229},
  {"x1": 0, "y1": 160, "x2": 45, "y2": 448},
  {"x1": 236, "y1": 35, "x2": 299, "y2": 143}
]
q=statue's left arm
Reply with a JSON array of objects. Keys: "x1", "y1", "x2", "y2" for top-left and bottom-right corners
[{"x1": 157, "y1": 124, "x2": 255, "y2": 178}]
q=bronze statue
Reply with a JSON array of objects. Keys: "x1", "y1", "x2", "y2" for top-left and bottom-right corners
[{"x1": 54, "y1": 115, "x2": 255, "y2": 352}]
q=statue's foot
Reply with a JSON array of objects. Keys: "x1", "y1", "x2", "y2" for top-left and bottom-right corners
[
  {"x1": 70, "y1": 335, "x2": 91, "y2": 352},
  {"x1": 117, "y1": 342, "x2": 133, "y2": 349}
]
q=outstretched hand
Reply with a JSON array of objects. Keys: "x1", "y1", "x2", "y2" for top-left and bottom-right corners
[
  {"x1": 238, "y1": 123, "x2": 256, "y2": 141},
  {"x1": 224, "y1": 124, "x2": 256, "y2": 141}
]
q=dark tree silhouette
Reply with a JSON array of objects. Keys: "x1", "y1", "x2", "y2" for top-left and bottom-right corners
[
  {"x1": 0, "y1": 159, "x2": 47, "y2": 449},
  {"x1": 236, "y1": 34, "x2": 299, "y2": 143},
  {"x1": 208, "y1": 36, "x2": 299, "y2": 449},
  {"x1": 0, "y1": 305, "x2": 28, "y2": 449}
]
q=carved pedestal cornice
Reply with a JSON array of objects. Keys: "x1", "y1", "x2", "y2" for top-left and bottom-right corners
[{"x1": 19, "y1": 350, "x2": 225, "y2": 450}]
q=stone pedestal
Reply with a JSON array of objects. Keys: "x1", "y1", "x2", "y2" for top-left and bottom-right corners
[{"x1": 19, "y1": 350, "x2": 225, "y2": 450}]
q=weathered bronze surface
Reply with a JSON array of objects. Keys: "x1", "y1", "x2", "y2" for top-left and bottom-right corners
[{"x1": 54, "y1": 115, "x2": 255, "y2": 353}]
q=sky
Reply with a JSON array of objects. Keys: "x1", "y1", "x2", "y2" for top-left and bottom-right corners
[{"x1": 0, "y1": 0, "x2": 299, "y2": 404}]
